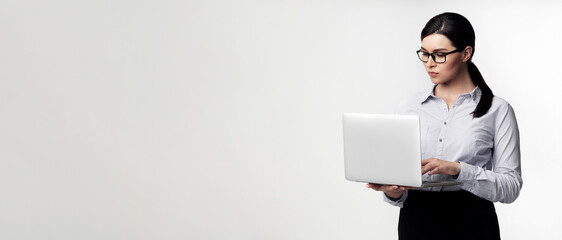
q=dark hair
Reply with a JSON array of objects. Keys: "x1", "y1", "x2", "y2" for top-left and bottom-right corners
[{"x1": 421, "y1": 12, "x2": 493, "y2": 118}]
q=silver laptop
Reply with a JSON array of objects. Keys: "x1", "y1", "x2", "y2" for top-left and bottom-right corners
[{"x1": 342, "y1": 113, "x2": 460, "y2": 188}]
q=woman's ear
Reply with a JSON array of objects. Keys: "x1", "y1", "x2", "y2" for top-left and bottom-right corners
[{"x1": 462, "y1": 46, "x2": 473, "y2": 62}]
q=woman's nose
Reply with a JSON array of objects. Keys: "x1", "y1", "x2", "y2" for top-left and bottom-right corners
[{"x1": 426, "y1": 56, "x2": 437, "y2": 67}]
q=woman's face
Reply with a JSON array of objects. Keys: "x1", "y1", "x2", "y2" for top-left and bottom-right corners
[{"x1": 420, "y1": 33, "x2": 467, "y2": 85}]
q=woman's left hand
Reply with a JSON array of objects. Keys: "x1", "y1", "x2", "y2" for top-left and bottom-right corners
[{"x1": 421, "y1": 158, "x2": 461, "y2": 176}]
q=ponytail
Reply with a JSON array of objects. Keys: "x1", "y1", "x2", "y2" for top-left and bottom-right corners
[{"x1": 468, "y1": 61, "x2": 493, "y2": 118}]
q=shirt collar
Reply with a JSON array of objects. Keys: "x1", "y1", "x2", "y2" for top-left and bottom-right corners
[
  {"x1": 419, "y1": 85, "x2": 482, "y2": 103},
  {"x1": 469, "y1": 86, "x2": 482, "y2": 102}
]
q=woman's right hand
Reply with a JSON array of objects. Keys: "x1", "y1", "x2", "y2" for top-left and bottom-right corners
[{"x1": 366, "y1": 183, "x2": 412, "y2": 199}]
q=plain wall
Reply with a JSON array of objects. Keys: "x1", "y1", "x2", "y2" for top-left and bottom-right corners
[{"x1": 1, "y1": 0, "x2": 561, "y2": 239}]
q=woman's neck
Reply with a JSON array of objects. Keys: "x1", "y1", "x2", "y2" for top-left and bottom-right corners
[{"x1": 434, "y1": 68, "x2": 476, "y2": 108}]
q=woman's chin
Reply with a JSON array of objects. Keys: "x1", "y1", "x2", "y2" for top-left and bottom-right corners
[{"x1": 430, "y1": 78, "x2": 441, "y2": 85}]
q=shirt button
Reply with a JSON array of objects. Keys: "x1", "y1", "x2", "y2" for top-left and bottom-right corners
[
  {"x1": 444, "y1": 122, "x2": 447, "y2": 125},
  {"x1": 439, "y1": 138, "x2": 443, "y2": 142}
]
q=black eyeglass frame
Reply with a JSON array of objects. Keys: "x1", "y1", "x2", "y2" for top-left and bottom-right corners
[{"x1": 416, "y1": 49, "x2": 463, "y2": 63}]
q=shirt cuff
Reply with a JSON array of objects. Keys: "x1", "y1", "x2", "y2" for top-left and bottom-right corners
[
  {"x1": 382, "y1": 190, "x2": 408, "y2": 208},
  {"x1": 456, "y1": 161, "x2": 481, "y2": 192},
  {"x1": 457, "y1": 161, "x2": 478, "y2": 180}
]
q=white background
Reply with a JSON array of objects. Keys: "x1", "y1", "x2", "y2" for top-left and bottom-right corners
[{"x1": 1, "y1": 0, "x2": 561, "y2": 239}]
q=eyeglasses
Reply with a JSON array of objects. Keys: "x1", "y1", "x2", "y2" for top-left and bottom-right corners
[{"x1": 416, "y1": 49, "x2": 462, "y2": 63}]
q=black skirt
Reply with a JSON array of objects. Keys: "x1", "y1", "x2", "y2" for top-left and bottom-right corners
[{"x1": 398, "y1": 190, "x2": 500, "y2": 240}]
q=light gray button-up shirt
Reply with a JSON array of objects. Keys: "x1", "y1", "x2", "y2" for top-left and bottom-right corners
[{"x1": 384, "y1": 86, "x2": 522, "y2": 207}]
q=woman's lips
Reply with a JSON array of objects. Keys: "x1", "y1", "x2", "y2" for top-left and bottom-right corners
[{"x1": 428, "y1": 72, "x2": 438, "y2": 77}]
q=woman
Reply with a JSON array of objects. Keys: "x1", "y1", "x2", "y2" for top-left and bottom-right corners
[{"x1": 366, "y1": 12, "x2": 522, "y2": 240}]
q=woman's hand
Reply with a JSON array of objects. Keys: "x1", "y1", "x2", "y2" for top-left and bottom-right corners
[
  {"x1": 421, "y1": 158, "x2": 461, "y2": 176},
  {"x1": 366, "y1": 183, "x2": 412, "y2": 199}
]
